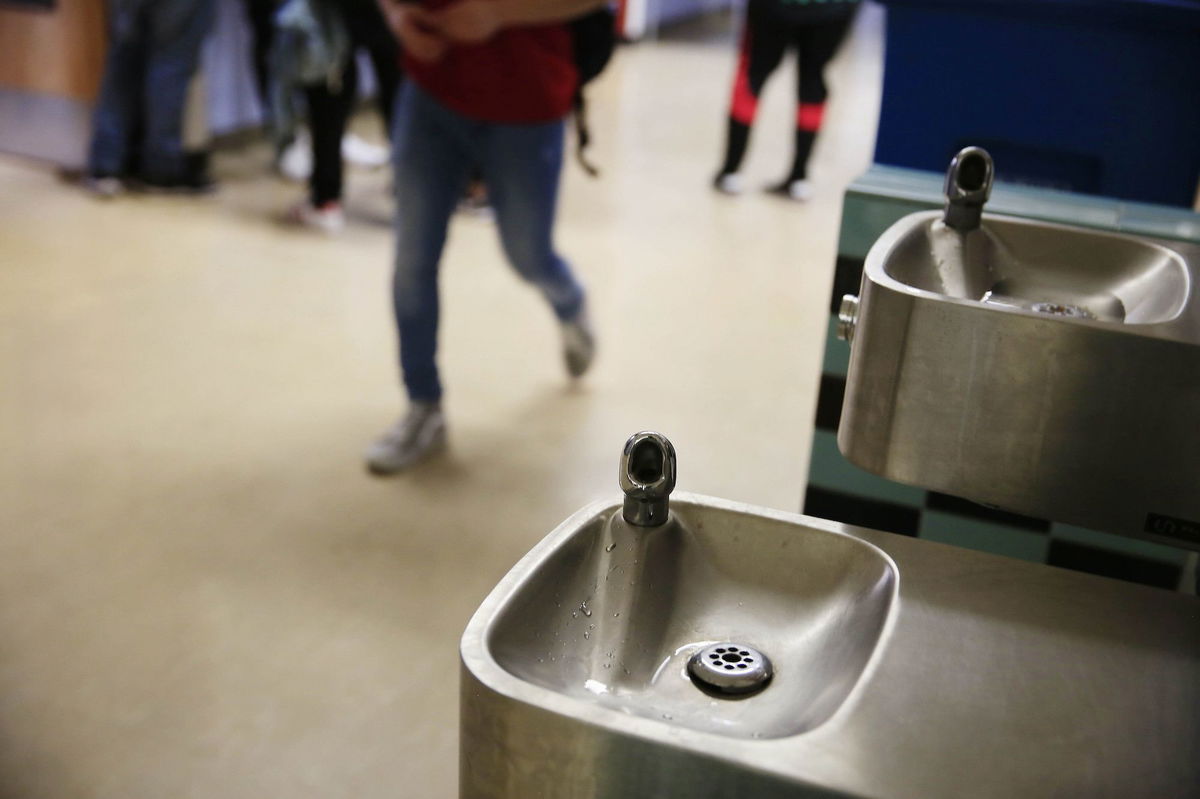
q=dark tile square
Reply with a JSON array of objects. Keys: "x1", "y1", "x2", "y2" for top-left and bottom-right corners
[
  {"x1": 925, "y1": 492, "x2": 1051, "y2": 534},
  {"x1": 829, "y1": 256, "x2": 865, "y2": 315},
  {"x1": 814, "y1": 374, "x2": 846, "y2": 432},
  {"x1": 1046, "y1": 539, "x2": 1182, "y2": 590},
  {"x1": 804, "y1": 486, "x2": 921, "y2": 537}
]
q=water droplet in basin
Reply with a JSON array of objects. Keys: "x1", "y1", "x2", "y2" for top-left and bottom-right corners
[
  {"x1": 662, "y1": 714, "x2": 673, "y2": 721},
  {"x1": 613, "y1": 612, "x2": 620, "y2": 618},
  {"x1": 580, "y1": 601, "x2": 592, "y2": 617},
  {"x1": 584, "y1": 631, "x2": 590, "y2": 639},
  {"x1": 571, "y1": 611, "x2": 578, "y2": 618},
  {"x1": 605, "y1": 543, "x2": 616, "y2": 552}
]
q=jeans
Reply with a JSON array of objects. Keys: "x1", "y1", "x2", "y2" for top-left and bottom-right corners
[
  {"x1": 391, "y1": 83, "x2": 586, "y2": 403},
  {"x1": 89, "y1": 0, "x2": 216, "y2": 181}
]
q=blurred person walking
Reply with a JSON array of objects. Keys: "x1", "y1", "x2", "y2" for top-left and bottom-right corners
[
  {"x1": 260, "y1": 0, "x2": 393, "y2": 182},
  {"x1": 282, "y1": 0, "x2": 402, "y2": 232},
  {"x1": 364, "y1": 0, "x2": 604, "y2": 474},
  {"x1": 713, "y1": 0, "x2": 858, "y2": 201},
  {"x1": 86, "y1": 0, "x2": 218, "y2": 195}
]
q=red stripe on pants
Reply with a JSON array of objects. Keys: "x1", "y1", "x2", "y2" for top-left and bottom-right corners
[
  {"x1": 730, "y1": 32, "x2": 758, "y2": 125},
  {"x1": 796, "y1": 102, "x2": 825, "y2": 132}
]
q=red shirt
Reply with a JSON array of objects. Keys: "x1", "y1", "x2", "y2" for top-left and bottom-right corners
[{"x1": 404, "y1": 7, "x2": 577, "y2": 124}]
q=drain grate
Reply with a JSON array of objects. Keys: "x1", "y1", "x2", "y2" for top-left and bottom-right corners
[{"x1": 688, "y1": 643, "x2": 773, "y2": 696}]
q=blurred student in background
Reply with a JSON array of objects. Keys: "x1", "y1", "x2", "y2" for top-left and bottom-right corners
[
  {"x1": 86, "y1": 0, "x2": 218, "y2": 195},
  {"x1": 364, "y1": 0, "x2": 603, "y2": 474},
  {"x1": 282, "y1": 0, "x2": 402, "y2": 232},
  {"x1": 713, "y1": 0, "x2": 858, "y2": 201}
]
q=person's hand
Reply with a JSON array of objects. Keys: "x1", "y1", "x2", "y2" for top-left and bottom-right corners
[
  {"x1": 380, "y1": 1, "x2": 448, "y2": 62},
  {"x1": 429, "y1": 0, "x2": 507, "y2": 44}
]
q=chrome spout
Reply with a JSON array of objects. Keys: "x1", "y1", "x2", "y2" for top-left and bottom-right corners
[
  {"x1": 942, "y1": 146, "x2": 994, "y2": 232},
  {"x1": 619, "y1": 432, "x2": 676, "y2": 526}
]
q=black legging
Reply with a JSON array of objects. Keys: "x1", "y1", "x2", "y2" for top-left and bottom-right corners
[
  {"x1": 305, "y1": 0, "x2": 402, "y2": 206},
  {"x1": 718, "y1": 2, "x2": 855, "y2": 181},
  {"x1": 241, "y1": 0, "x2": 278, "y2": 110}
]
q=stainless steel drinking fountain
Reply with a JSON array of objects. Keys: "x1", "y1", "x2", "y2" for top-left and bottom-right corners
[
  {"x1": 837, "y1": 148, "x2": 1200, "y2": 549},
  {"x1": 459, "y1": 151, "x2": 1200, "y2": 799},
  {"x1": 460, "y1": 431, "x2": 1199, "y2": 798}
]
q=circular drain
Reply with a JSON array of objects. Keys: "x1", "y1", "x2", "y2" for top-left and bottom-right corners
[{"x1": 688, "y1": 643, "x2": 773, "y2": 696}]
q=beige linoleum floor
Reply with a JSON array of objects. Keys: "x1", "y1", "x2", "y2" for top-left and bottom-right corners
[{"x1": 0, "y1": 11, "x2": 882, "y2": 798}]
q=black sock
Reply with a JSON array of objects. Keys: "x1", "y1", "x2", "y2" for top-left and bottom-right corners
[
  {"x1": 786, "y1": 130, "x2": 817, "y2": 183},
  {"x1": 718, "y1": 118, "x2": 751, "y2": 176}
]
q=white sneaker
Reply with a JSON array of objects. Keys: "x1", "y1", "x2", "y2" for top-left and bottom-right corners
[
  {"x1": 341, "y1": 133, "x2": 389, "y2": 169},
  {"x1": 277, "y1": 132, "x2": 312, "y2": 182},
  {"x1": 456, "y1": 186, "x2": 494, "y2": 220},
  {"x1": 286, "y1": 200, "x2": 345, "y2": 233},
  {"x1": 84, "y1": 175, "x2": 123, "y2": 199},
  {"x1": 713, "y1": 172, "x2": 744, "y2": 195},
  {"x1": 561, "y1": 306, "x2": 596, "y2": 378},
  {"x1": 365, "y1": 402, "x2": 447, "y2": 474},
  {"x1": 774, "y1": 179, "x2": 813, "y2": 202}
]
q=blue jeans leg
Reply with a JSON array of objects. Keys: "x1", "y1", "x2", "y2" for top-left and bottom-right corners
[
  {"x1": 481, "y1": 118, "x2": 585, "y2": 322},
  {"x1": 141, "y1": 0, "x2": 216, "y2": 181},
  {"x1": 88, "y1": 1, "x2": 147, "y2": 176},
  {"x1": 391, "y1": 85, "x2": 474, "y2": 403}
]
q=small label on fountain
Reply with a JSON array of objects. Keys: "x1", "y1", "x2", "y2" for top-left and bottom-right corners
[{"x1": 1144, "y1": 513, "x2": 1200, "y2": 545}]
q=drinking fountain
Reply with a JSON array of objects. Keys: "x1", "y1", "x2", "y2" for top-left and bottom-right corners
[
  {"x1": 837, "y1": 148, "x2": 1200, "y2": 549},
  {"x1": 458, "y1": 152, "x2": 1200, "y2": 799}
]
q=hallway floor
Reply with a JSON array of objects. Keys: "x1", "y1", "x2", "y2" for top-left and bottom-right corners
[{"x1": 0, "y1": 12, "x2": 882, "y2": 798}]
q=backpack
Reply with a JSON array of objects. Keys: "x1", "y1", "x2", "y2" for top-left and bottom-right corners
[
  {"x1": 570, "y1": 6, "x2": 617, "y2": 177},
  {"x1": 269, "y1": 0, "x2": 350, "y2": 153}
]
